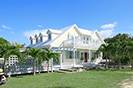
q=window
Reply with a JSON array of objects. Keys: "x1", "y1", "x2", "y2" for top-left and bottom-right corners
[
  {"x1": 81, "y1": 52, "x2": 84, "y2": 58},
  {"x1": 68, "y1": 34, "x2": 71, "y2": 39},
  {"x1": 86, "y1": 37, "x2": 87, "y2": 40},
  {"x1": 40, "y1": 36, "x2": 43, "y2": 42},
  {"x1": 69, "y1": 51, "x2": 73, "y2": 59},
  {"x1": 78, "y1": 36, "x2": 81, "y2": 40},
  {"x1": 36, "y1": 38, "x2": 38, "y2": 43},
  {"x1": 65, "y1": 51, "x2": 73, "y2": 59},
  {"x1": 92, "y1": 52, "x2": 95, "y2": 58},
  {"x1": 76, "y1": 51, "x2": 80, "y2": 59},
  {"x1": 83, "y1": 36, "x2": 85, "y2": 40},
  {"x1": 48, "y1": 33, "x2": 51, "y2": 40},
  {"x1": 31, "y1": 40, "x2": 33, "y2": 44}
]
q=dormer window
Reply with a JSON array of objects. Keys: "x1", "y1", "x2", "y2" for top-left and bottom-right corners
[
  {"x1": 31, "y1": 40, "x2": 33, "y2": 44},
  {"x1": 68, "y1": 34, "x2": 71, "y2": 39},
  {"x1": 40, "y1": 36, "x2": 43, "y2": 42},
  {"x1": 36, "y1": 37, "x2": 38, "y2": 43},
  {"x1": 48, "y1": 33, "x2": 51, "y2": 40}
]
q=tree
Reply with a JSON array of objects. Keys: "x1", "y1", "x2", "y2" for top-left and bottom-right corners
[
  {"x1": 115, "y1": 41, "x2": 127, "y2": 69},
  {"x1": 0, "y1": 43, "x2": 23, "y2": 72},
  {"x1": 27, "y1": 48, "x2": 41, "y2": 76},
  {"x1": 38, "y1": 51, "x2": 47, "y2": 74},
  {"x1": 42, "y1": 48, "x2": 59, "y2": 73},
  {"x1": 96, "y1": 43, "x2": 109, "y2": 69},
  {"x1": 127, "y1": 41, "x2": 133, "y2": 69}
]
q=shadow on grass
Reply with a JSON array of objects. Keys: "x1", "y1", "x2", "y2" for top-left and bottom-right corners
[{"x1": 47, "y1": 86, "x2": 75, "y2": 88}]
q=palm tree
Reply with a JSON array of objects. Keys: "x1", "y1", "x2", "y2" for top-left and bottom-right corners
[
  {"x1": 42, "y1": 47, "x2": 59, "y2": 73},
  {"x1": 96, "y1": 43, "x2": 109, "y2": 69},
  {"x1": 0, "y1": 43, "x2": 22, "y2": 72},
  {"x1": 28, "y1": 48, "x2": 41, "y2": 76},
  {"x1": 115, "y1": 41, "x2": 127, "y2": 69},
  {"x1": 38, "y1": 51, "x2": 47, "y2": 74}
]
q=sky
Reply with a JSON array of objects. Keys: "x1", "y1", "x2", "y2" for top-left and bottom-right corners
[{"x1": 0, "y1": 0, "x2": 133, "y2": 46}]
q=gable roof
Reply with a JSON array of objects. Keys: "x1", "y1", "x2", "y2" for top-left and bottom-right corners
[
  {"x1": 46, "y1": 29, "x2": 62, "y2": 34},
  {"x1": 78, "y1": 28, "x2": 92, "y2": 36},
  {"x1": 27, "y1": 24, "x2": 74, "y2": 48},
  {"x1": 27, "y1": 24, "x2": 104, "y2": 48}
]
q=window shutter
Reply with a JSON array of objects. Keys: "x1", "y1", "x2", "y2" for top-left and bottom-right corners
[
  {"x1": 76, "y1": 51, "x2": 79, "y2": 59},
  {"x1": 66, "y1": 51, "x2": 69, "y2": 59}
]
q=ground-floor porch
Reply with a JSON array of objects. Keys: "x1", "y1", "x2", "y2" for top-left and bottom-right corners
[{"x1": 52, "y1": 47, "x2": 103, "y2": 69}]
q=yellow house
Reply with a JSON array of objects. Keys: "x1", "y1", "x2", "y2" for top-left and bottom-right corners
[{"x1": 28, "y1": 24, "x2": 104, "y2": 68}]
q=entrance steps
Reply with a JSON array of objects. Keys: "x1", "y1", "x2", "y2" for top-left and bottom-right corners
[
  {"x1": 55, "y1": 68, "x2": 77, "y2": 73},
  {"x1": 55, "y1": 67, "x2": 85, "y2": 73}
]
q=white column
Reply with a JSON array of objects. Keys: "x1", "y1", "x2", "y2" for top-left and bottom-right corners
[
  {"x1": 51, "y1": 58, "x2": 53, "y2": 72},
  {"x1": 60, "y1": 54, "x2": 62, "y2": 69},
  {"x1": 73, "y1": 50, "x2": 75, "y2": 67},
  {"x1": 89, "y1": 49, "x2": 91, "y2": 63}
]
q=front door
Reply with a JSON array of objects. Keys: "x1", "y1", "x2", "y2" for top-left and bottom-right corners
[{"x1": 84, "y1": 52, "x2": 88, "y2": 62}]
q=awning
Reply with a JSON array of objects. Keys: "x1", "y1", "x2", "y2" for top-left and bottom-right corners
[{"x1": 51, "y1": 47, "x2": 76, "y2": 51}]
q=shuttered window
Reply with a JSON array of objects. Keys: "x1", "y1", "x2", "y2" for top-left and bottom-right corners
[
  {"x1": 76, "y1": 51, "x2": 80, "y2": 59},
  {"x1": 65, "y1": 51, "x2": 73, "y2": 59}
]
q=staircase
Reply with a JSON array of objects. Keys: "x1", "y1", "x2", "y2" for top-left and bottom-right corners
[
  {"x1": 55, "y1": 68, "x2": 78, "y2": 73},
  {"x1": 55, "y1": 68, "x2": 85, "y2": 73}
]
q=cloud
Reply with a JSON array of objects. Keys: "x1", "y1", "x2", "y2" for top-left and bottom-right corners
[
  {"x1": 38, "y1": 25, "x2": 43, "y2": 28},
  {"x1": 99, "y1": 22, "x2": 117, "y2": 38},
  {"x1": 11, "y1": 31, "x2": 14, "y2": 34},
  {"x1": 1, "y1": 25, "x2": 12, "y2": 29},
  {"x1": 101, "y1": 22, "x2": 117, "y2": 29},
  {"x1": 99, "y1": 29, "x2": 114, "y2": 38},
  {"x1": 23, "y1": 29, "x2": 47, "y2": 39}
]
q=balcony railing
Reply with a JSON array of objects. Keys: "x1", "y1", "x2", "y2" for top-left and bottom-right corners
[{"x1": 63, "y1": 39, "x2": 102, "y2": 50}]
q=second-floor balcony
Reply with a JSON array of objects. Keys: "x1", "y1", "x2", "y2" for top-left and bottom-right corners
[{"x1": 63, "y1": 39, "x2": 102, "y2": 50}]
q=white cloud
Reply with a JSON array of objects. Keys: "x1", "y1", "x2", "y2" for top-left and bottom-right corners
[
  {"x1": 38, "y1": 25, "x2": 43, "y2": 28},
  {"x1": 23, "y1": 29, "x2": 47, "y2": 39},
  {"x1": 11, "y1": 31, "x2": 14, "y2": 34},
  {"x1": 1, "y1": 25, "x2": 12, "y2": 29},
  {"x1": 99, "y1": 22, "x2": 118, "y2": 38},
  {"x1": 101, "y1": 22, "x2": 117, "y2": 29},
  {"x1": 99, "y1": 29, "x2": 114, "y2": 38}
]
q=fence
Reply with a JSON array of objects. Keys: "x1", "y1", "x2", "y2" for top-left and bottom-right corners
[{"x1": 3, "y1": 59, "x2": 50, "y2": 76}]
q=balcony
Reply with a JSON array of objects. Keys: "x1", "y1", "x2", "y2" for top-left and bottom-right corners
[{"x1": 63, "y1": 39, "x2": 102, "y2": 50}]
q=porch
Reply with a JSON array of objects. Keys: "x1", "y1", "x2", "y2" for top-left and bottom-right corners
[{"x1": 63, "y1": 39, "x2": 102, "y2": 50}]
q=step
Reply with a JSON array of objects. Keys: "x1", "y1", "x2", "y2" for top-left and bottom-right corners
[
  {"x1": 55, "y1": 70, "x2": 76, "y2": 73},
  {"x1": 59, "y1": 68, "x2": 77, "y2": 72}
]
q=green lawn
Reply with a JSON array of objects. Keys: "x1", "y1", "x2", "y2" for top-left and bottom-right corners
[{"x1": 1, "y1": 69, "x2": 133, "y2": 88}]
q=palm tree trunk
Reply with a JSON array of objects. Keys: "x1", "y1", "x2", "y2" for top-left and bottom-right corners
[
  {"x1": 105, "y1": 58, "x2": 108, "y2": 69},
  {"x1": 3, "y1": 59, "x2": 6, "y2": 72},
  {"x1": 33, "y1": 59, "x2": 36, "y2": 76},
  {"x1": 47, "y1": 63, "x2": 49, "y2": 73},
  {"x1": 39, "y1": 65, "x2": 41, "y2": 74},
  {"x1": 118, "y1": 57, "x2": 121, "y2": 69}
]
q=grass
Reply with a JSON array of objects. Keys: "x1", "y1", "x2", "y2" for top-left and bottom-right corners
[{"x1": 0, "y1": 69, "x2": 133, "y2": 88}]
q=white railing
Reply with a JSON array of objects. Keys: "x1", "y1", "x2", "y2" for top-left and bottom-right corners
[{"x1": 63, "y1": 39, "x2": 102, "y2": 50}]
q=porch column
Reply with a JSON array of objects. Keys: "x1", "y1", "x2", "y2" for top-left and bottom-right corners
[
  {"x1": 73, "y1": 50, "x2": 75, "y2": 67},
  {"x1": 89, "y1": 49, "x2": 91, "y2": 63},
  {"x1": 51, "y1": 58, "x2": 53, "y2": 72},
  {"x1": 60, "y1": 54, "x2": 62, "y2": 69}
]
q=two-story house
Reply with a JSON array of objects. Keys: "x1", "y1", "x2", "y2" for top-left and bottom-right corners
[{"x1": 27, "y1": 24, "x2": 104, "y2": 68}]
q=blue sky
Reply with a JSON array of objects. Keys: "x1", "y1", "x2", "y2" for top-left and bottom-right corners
[{"x1": 0, "y1": 0, "x2": 133, "y2": 45}]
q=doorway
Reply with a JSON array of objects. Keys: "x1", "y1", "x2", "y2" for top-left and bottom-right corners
[{"x1": 84, "y1": 52, "x2": 88, "y2": 62}]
